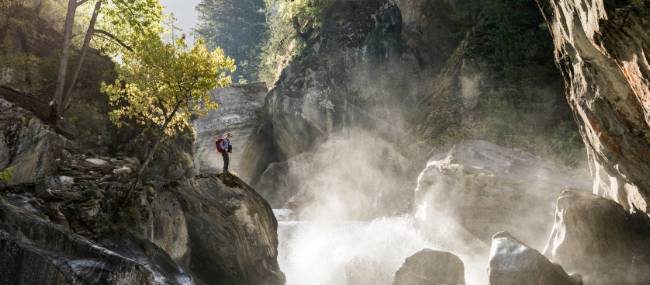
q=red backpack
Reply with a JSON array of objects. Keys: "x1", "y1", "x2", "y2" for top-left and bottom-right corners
[{"x1": 215, "y1": 138, "x2": 225, "y2": 153}]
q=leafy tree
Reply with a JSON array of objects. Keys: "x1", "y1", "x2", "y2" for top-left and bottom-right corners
[
  {"x1": 51, "y1": 0, "x2": 162, "y2": 127},
  {"x1": 102, "y1": 33, "x2": 235, "y2": 199},
  {"x1": 195, "y1": 0, "x2": 265, "y2": 82}
]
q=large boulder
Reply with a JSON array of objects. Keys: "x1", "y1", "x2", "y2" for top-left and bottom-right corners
[
  {"x1": 0, "y1": 202, "x2": 186, "y2": 285},
  {"x1": 488, "y1": 232, "x2": 580, "y2": 285},
  {"x1": 168, "y1": 174, "x2": 286, "y2": 285},
  {"x1": 393, "y1": 249, "x2": 465, "y2": 285},
  {"x1": 0, "y1": 98, "x2": 65, "y2": 184},
  {"x1": 536, "y1": 0, "x2": 650, "y2": 213},
  {"x1": 0, "y1": 152, "x2": 285, "y2": 285},
  {"x1": 415, "y1": 140, "x2": 590, "y2": 247},
  {"x1": 544, "y1": 191, "x2": 650, "y2": 284}
]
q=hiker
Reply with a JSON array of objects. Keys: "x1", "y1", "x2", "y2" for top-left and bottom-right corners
[{"x1": 216, "y1": 133, "x2": 233, "y2": 174}]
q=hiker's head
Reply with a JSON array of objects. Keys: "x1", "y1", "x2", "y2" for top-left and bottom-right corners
[{"x1": 226, "y1": 132, "x2": 233, "y2": 138}]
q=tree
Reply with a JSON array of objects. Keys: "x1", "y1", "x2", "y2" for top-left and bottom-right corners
[
  {"x1": 102, "y1": 33, "x2": 235, "y2": 200},
  {"x1": 51, "y1": 0, "x2": 162, "y2": 126},
  {"x1": 195, "y1": 0, "x2": 266, "y2": 82}
]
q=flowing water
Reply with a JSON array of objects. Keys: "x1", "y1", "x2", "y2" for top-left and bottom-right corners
[{"x1": 275, "y1": 210, "x2": 489, "y2": 285}]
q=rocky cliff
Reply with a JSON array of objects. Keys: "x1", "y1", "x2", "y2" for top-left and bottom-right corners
[
  {"x1": 0, "y1": 92, "x2": 284, "y2": 284},
  {"x1": 536, "y1": 0, "x2": 650, "y2": 214}
]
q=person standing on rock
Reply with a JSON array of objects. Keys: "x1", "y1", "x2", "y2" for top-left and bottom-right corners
[{"x1": 216, "y1": 133, "x2": 233, "y2": 174}]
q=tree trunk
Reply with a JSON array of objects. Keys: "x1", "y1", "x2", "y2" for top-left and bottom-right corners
[
  {"x1": 52, "y1": 0, "x2": 77, "y2": 122},
  {"x1": 122, "y1": 100, "x2": 183, "y2": 204},
  {"x1": 63, "y1": 0, "x2": 102, "y2": 111}
]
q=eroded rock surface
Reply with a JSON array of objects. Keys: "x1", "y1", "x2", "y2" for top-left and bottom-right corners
[
  {"x1": 488, "y1": 232, "x2": 580, "y2": 285},
  {"x1": 536, "y1": 0, "x2": 650, "y2": 213},
  {"x1": 1, "y1": 154, "x2": 285, "y2": 285},
  {"x1": 415, "y1": 140, "x2": 590, "y2": 247},
  {"x1": 544, "y1": 190, "x2": 650, "y2": 284},
  {"x1": 0, "y1": 102, "x2": 285, "y2": 285},
  {"x1": 393, "y1": 249, "x2": 465, "y2": 285},
  {"x1": 192, "y1": 83, "x2": 267, "y2": 177},
  {"x1": 0, "y1": 98, "x2": 65, "y2": 184}
]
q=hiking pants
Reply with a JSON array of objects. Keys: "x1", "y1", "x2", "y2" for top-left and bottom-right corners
[{"x1": 222, "y1": 152, "x2": 230, "y2": 173}]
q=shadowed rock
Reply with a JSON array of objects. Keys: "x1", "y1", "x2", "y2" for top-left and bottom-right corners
[
  {"x1": 488, "y1": 232, "x2": 580, "y2": 285},
  {"x1": 544, "y1": 191, "x2": 650, "y2": 284},
  {"x1": 393, "y1": 249, "x2": 465, "y2": 285},
  {"x1": 536, "y1": 0, "x2": 650, "y2": 213}
]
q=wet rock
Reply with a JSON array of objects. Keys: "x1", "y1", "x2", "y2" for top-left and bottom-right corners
[
  {"x1": 544, "y1": 191, "x2": 650, "y2": 284},
  {"x1": 415, "y1": 140, "x2": 590, "y2": 247},
  {"x1": 0, "y1": 203, "x2": 174, "y2": 285},
  {"x1": 536, "y1": 0, "x2": 650, "y2": 213},
  {"x1": 393, "y1": 249, "x2": 465, "y2": 285},
  {"x1": 488, "y1": 232, "x2": 580, "y2": 285}
]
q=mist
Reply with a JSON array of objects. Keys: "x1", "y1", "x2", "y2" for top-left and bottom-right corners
[{"x1": 273, "y1": 130, "x2": 495, "y2": 285}]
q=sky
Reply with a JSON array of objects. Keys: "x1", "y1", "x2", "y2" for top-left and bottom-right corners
[{"x1": 160, "y1": 0, "x2": 202, "y2": 43}]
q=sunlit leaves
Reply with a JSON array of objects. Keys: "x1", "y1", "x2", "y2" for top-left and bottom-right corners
[{"x1": 102, "y1": 33, "x2": 235, "y2": 136}]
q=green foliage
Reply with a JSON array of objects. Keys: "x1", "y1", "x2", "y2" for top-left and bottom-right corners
[
  {"x1": 195, "y1": 0, "x2": 266, "y2": 82},
  {"x1": 92, "y1": 0, "x2": 164, "y2": 56},
  {"x1": 284, "y1": 0, "x2": 333, "y2": 29},
  {"x1": 0, "y1": 167, "x2": 15, "y2": 183},
  {"x1": 259, "y1": 0, "x2": 332, "y2": 83},
  {"x1": 102, "y1": 34, "x2": 235, "y2": 136}
]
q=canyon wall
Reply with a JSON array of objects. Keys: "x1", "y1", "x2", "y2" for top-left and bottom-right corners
[{"x1": 536, "y1": 0, "x2": 650, "y2": 213}]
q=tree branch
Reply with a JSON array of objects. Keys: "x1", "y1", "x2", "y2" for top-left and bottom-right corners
[
  {"x1": 76, "y1": 0, "x2": 91, "y2": 7},
  {"x1": 93, "y1": 29, "x2": 133, "y2": 52}
]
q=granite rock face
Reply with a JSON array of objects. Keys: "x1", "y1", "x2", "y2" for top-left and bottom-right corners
[
  {"x1": 0, "y1": 101, "x2": 285, "y2": 285},
  {"x1": 0, "y1": 203, "x2": 183, "y2": 285},
  {"x1": 192, "y1": 83, "x2": 267, "y2": 177},
  {"x1": 0, "y1": 98, "x2": 65, "y2": 184},
  {"x1": 170, "y1": 174, "x2": 286, "y2": 285},
  {"x1": 488, "y1": 232, "x2": 580, "y2": 285},
  {"x1": 1, "y1": 154, "x2": 285, "y2": 285},
  {"x1": 415, "y1": 140, "x2": 590, "y2": 248},
  {"x1": 544, "y1": 191, "x2": 650, "y2": 284},
  {"x1": 393, "y1": 249, "x2": 465, "y2": 285},
  {"x1": 536, "y1": 0, "x2": 650, "y2": 213},
  {"x1": 244, "y1": 0, "x2": 413, "y2": 183}
]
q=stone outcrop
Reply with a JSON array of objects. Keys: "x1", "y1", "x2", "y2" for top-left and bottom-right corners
[
  {"x1": 415, "y1": 140, "x2": 590, "y2": 247},
  {"x1": 0, "y1": 100, "x2": 285, "y2": 285},
  {"x1": 244, "y1": 0, "x2": 415, "y2": 183},
  {"x1": 170, "y1": 174, "x2": 285, "y2": 285},
  {"x1": 536, "y1": 0, "x2": 650, "y2": 213},
  {"x1": 192, "y1": 83, "x2": 267, "y2": 177},
  {"x1": 393, "y1": 249, "x2": 465, "y2": 285},
  {"x1": 0, "y1": 202, "x2": 186, "y2": 285},
  {"x1": 0, "y1": 98, "x2": 65, "y2": 184},
  {"x1": 544, "y1": 191, "x2": 650, "y2": 284},
  {"x1": 488, "y1": 232, "x2": 581, "y2": 285},
  {"x1": 0, "y1": 156, "x2": 285, "y2": 285}
]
